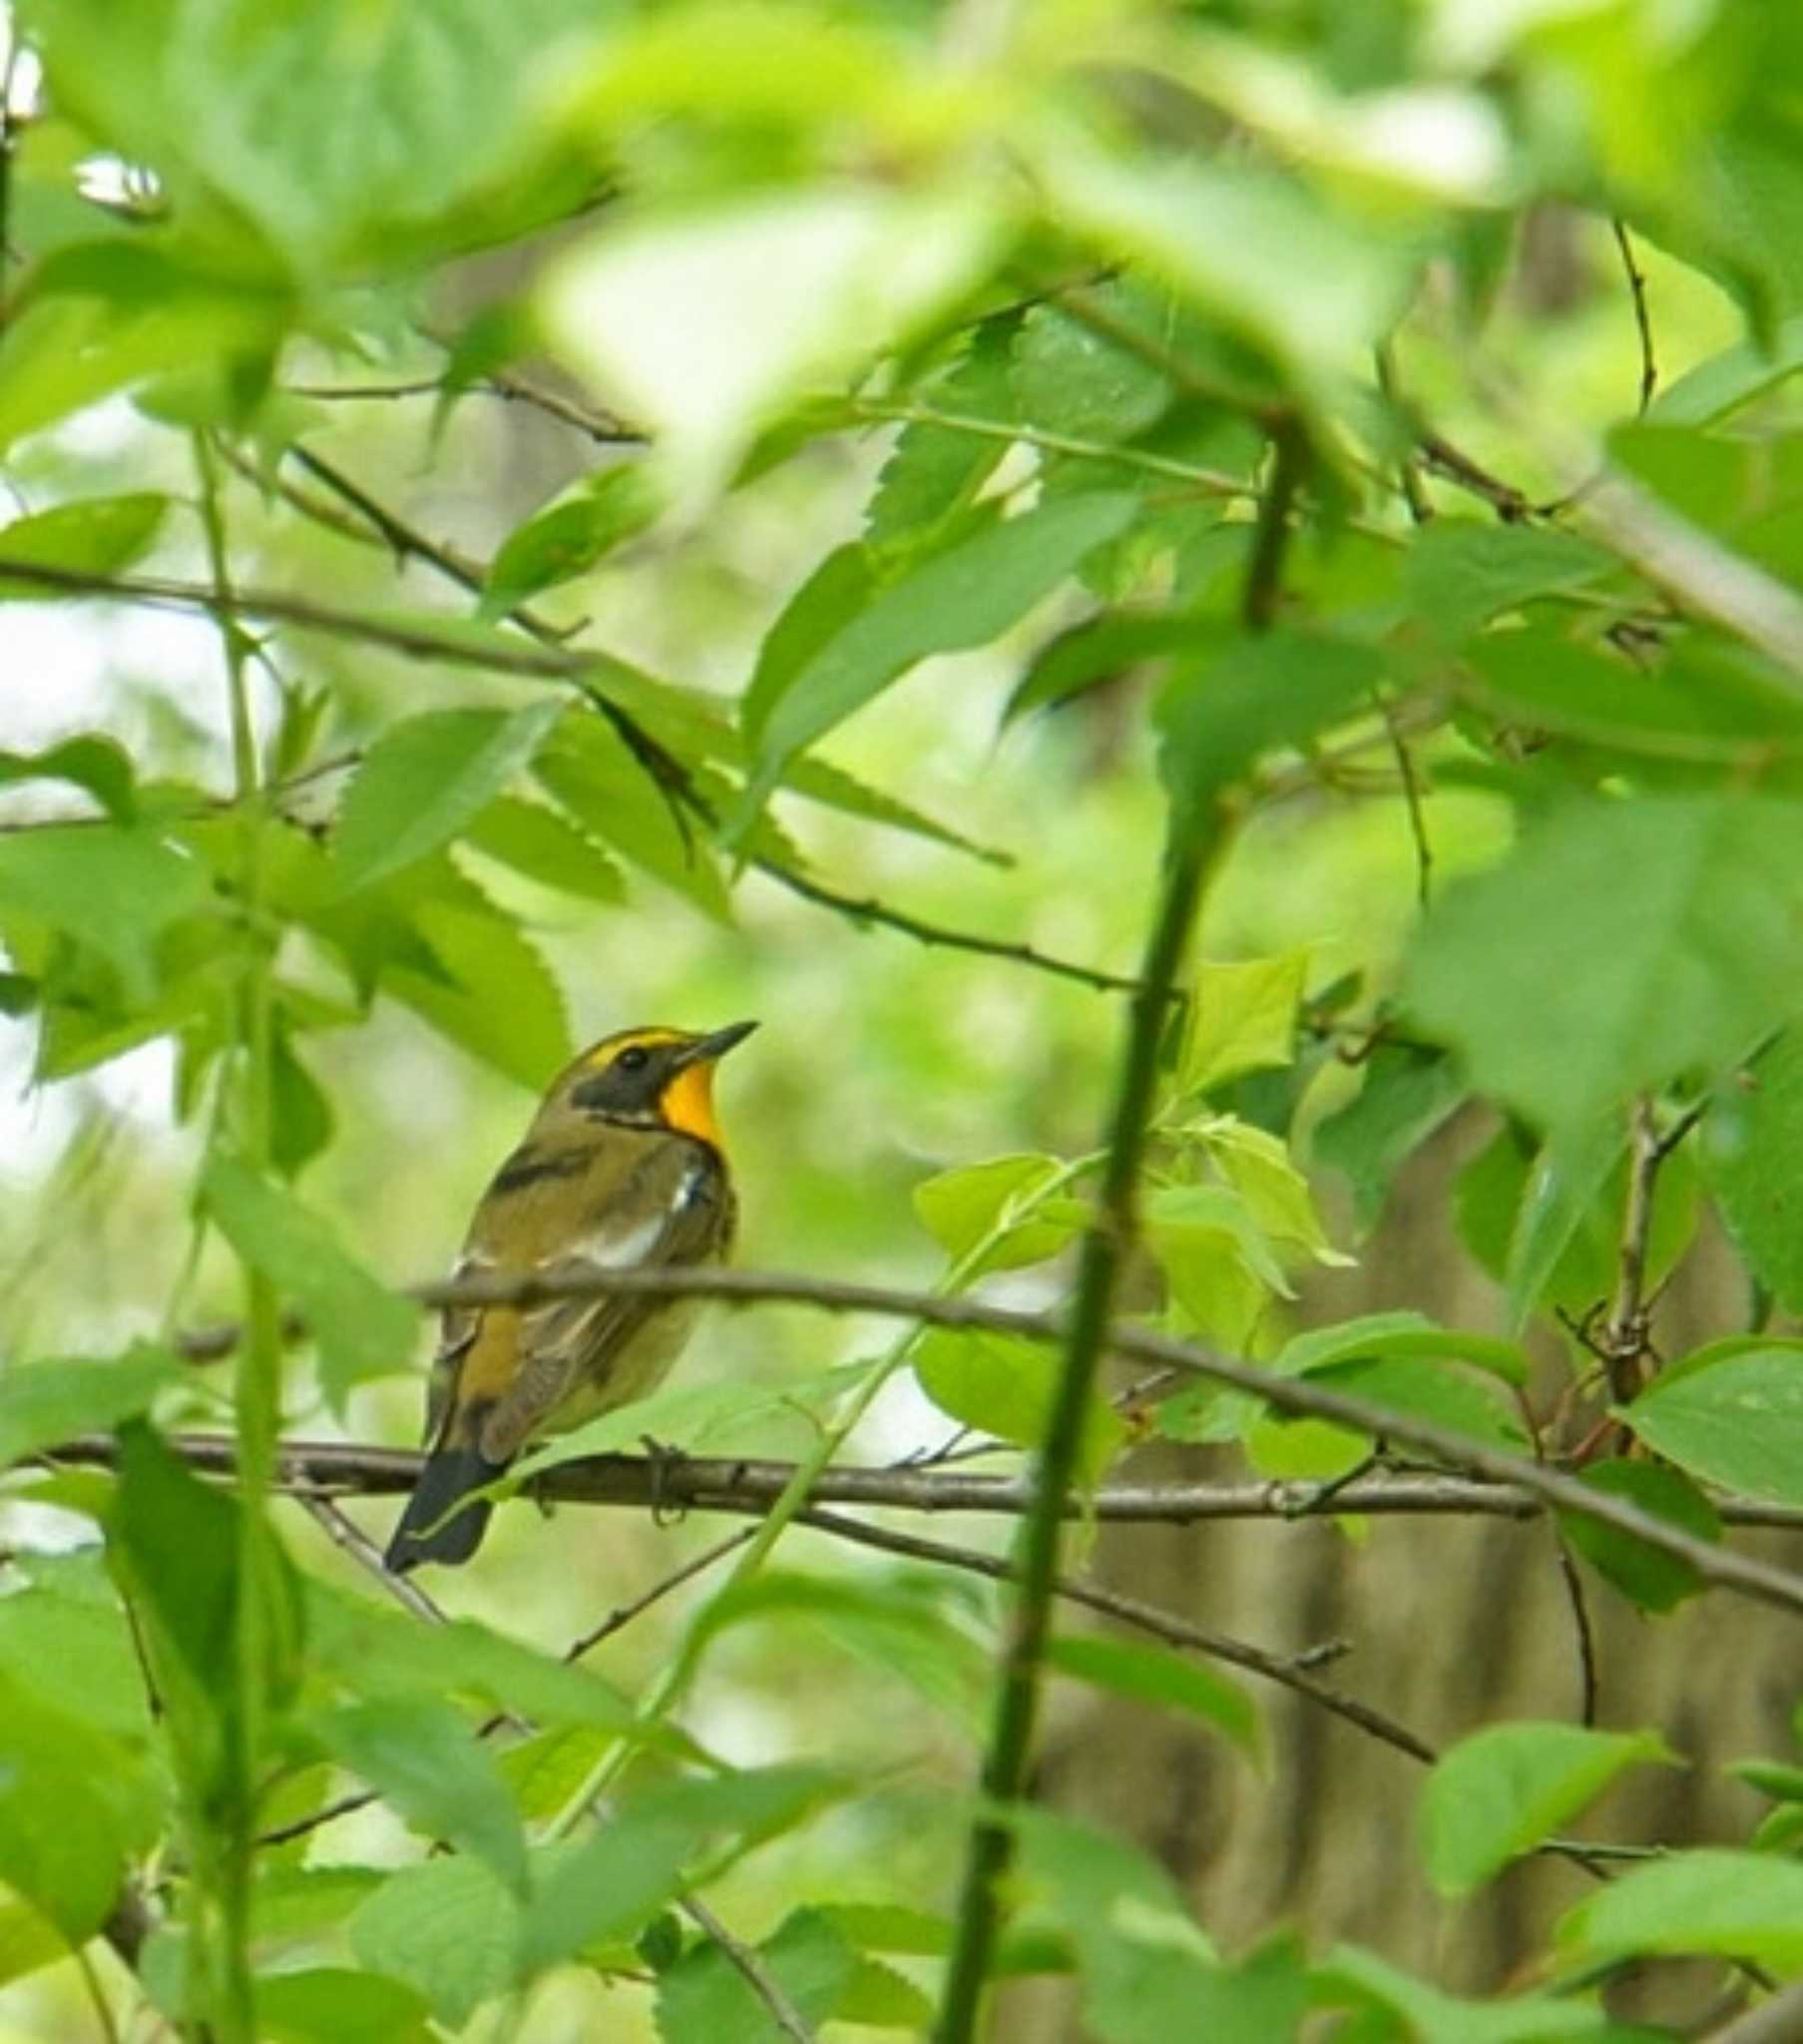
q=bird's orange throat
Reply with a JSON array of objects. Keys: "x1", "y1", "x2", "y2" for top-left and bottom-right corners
[{"x1": 660, "y1": 1061, "x2": 723, "y2": 1149}]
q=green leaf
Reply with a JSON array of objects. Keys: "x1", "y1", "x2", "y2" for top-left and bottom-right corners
[
  {"x1": 1409, "y1": 796, "x2": 1803, "y2": 1134},
  {"x1": 1559, "y1": 1461, "x2": 1722, "y2": 1614},
  {"x1": 1625, "y1": 1342, "x2": 1803, "y2": 1503},
  {"x1": 1179, "y1": 954, "x2": 1305, "y2": 1095},
  {"x1": 914, "y1": 1327, "x2": 1125, "y2": 1479},
  {"x1": 480, "y1": 465, "x2": 660, "y2": 620},
  {"x1": 1501, "y1": 1119, "x2": 1624, "y2": 1334},
  {"x1": 540, "y1": 186, "x2": 999, "y2": 508},
  {"x1": 911, "y1": 1153, "x2": 1074, "y2": 1276},
  {"x1": 1274, "y1": 1313, "x2": 1528, "y2": 1388},
  {"x1": 305, "y1": 1582, "x2": 645, "y2": 1737},
  {"x1": 1046, "y1": 1635, "x2": 1259, "y2": 1761},
  {"x1": 333, "y1": 703, "x2": 564, "y2": 890},
  {"x1": 255, "y1": 1967, "x2": 433, "y2": 2044},
  {"x1": 0, "y1": 492, "x2": 168, "y2": 593},
  {"x1": 658, "y1": 1908, "x2": 857, "y2": 2043},
  {"x1": 0, "y1": 1349, "x2": 178, "y2": 1470},
  {"x1": 1156, "y1": 632, "x2": 1382, "y2": 818},
  {"x1": 1319, "y1": 1944, "x2": 1628, "y2": 2043},
  {"x1": 1558, "y1": 1848, "x2": 1803, "y2": 1968},
  {"x1": 518, "y1": 1767, "x2": 839, "y2": 1979},
  {"x1": 463, "y1": 795, "x2": 625, "y2": 903},
  {"x1": 682, "y1": 1571, "x2": 990, "y2": 1735},
  {"x1": 0, "y1": 823, "x2": 209, "y2": 996},
  {"x1": 1651, "y1": 312, "x2": 1803, "y2": 426},
  {"x1": 534, "y1": 712, "x2": 728, "y2": 921},
  {"x1": 347, "y1": 1855, "x2": 520, "y2": 2030},
  {"x1": 0, "y1": 1898, "x2": 69, "y2": 1991},
  {"x1": 1699, "y1": 1028, "x2": 1803, "y2": 1311},
  {"x1": 1312, "y1": 1045, "x2": 1467, "y2": 1234},
  {"x1": 1014, "y1": 292, "x2": 1172, "y2": 444},
  {"x1": 866, "y1": 317, "x2": 1017, "y2": 554},
  {"x1": 0, "y1": 735, "x2": 137, "y2": 820},
  {"x1": 1421, "y1": 1723, "x2": 1675, "y2": 1897},
  {"x1": 1403, "y1": 521, "x2": 1612, "y2": 642},
  {"x1": 734, "y1": 491, "x2": 1140, "y2": 832},
  {"x1": 202, "y1": 1156, "x2": 417, "y2": 1412},
  {"x1": 1004, "y1": 610, "x2": 1196, "y2": 725},
  {"x1": 0, "y1": 1671, "x2": 144, "y2": 1939},
  {"x1": 0, "y1": 1552, "x2": 157, "y2": 1740},
  {"x1": 312, "y1": 1699, "x2": 527, "y2": 1893},
  {"x1": 389, "y1": 882, "x2": 573, "y2": 1089},
  {"x1": 1306, "y1": 1355, "x2": 1524, "y2": 1448}
]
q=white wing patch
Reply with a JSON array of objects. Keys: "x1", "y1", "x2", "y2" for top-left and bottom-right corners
[{"x1": 572, "y1": 1212, "x2": 668, "y2": 1271}]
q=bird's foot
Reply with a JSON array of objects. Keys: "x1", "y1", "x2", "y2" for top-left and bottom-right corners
[{"x1": 641, "y1": 1434, "x2": 689, "y2": 1527}]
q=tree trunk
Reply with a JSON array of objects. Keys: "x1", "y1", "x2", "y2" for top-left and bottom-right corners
[{"x1": 1009, "y1": 1112, "x2": 1794, "y2": 2035}]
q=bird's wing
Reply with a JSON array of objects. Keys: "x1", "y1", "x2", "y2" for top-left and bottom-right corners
[{"x1": 454, "y1": 1131, "x2": 729, "y2": 1465}]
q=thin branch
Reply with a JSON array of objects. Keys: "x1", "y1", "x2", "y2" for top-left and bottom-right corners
[
  {"x1": 299, "y1": 1493, "x2": 449, "y2": 1628},
  {"x1": 291, "y1": 373, "x2": 644, "y2": 446},
  {"x1": 1602, "y1": 1096, "x2": 1663, "y2": 1403},
  {"x1": 1554, "y1": 1537, "x2": 1600, "y2": 1728},
  {"x1": 1610, "y1": 219, "x2": 1657, "y2": 416},
  {"x1": 678, "y1": 1897, "x2": 817, "y2": 2044},
  {"x1": 1415, "y1": 432, "x2": 1532, "y2": 523},
  {"x1": 937, "y1": 809, "x2": 1218, "y2": 2036},
  {"x1": 1240, "y1": 419, "x2": 1309, "y2": 633},
  {"x1": 138, "y1": 1258, "x2": 1803, "y2": 1618},
  {"x1": 798, "y1": 1509, "x2": 1436, "y2": 1767},
  {"x1": 1383, "y1": 702, "x2": 1433, "y2": 910},
  {"x1": 58, "y1": 1430, "x2": 1803, "y2": 1531},
  {"x1": 1374, "y1": 340, "x2": 1432, "y2": 526}
]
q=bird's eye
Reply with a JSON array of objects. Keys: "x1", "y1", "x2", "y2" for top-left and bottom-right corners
[{"x1": 616, "y1": 1046, "x2": 651, "y2": 1074}]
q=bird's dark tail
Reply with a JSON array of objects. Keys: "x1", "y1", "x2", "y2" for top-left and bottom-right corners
[{"x1": 384, "y1": 1442, "x2": 506, "y2": 1571}]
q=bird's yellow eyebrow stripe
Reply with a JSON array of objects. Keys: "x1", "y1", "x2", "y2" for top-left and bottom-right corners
[{"x1": 580, "y1": 1027, "x2": 680, "y2": 1071}]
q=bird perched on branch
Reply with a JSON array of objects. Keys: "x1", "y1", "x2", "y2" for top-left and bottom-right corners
[{"x1": 384, "y1": 1020, "x2": 756, "y2": 1571}]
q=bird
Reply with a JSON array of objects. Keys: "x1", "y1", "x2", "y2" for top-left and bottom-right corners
[{"x1": 384, "y1": 1019, "x2": 756, "y2": 1571}]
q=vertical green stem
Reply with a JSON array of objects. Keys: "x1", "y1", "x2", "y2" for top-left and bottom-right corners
[
  {"x1": 932, "y1": 822, "x2": 1214, "y2": 2043},
  {"x1": 194, "y1": 431, "x2": 276, "y2": 2042}
]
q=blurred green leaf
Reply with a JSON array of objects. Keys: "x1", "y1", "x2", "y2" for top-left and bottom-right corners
[
  {"x1": 657, "y1": 1907, "x2": 856, "y2": 2044},
  {"x1": 1046, "y1": 1635, "x2": 1259, "y2": 1761},
  {"x1": 1313, "y1": 1046, "x2": 1469, "y2": 1235},
  {"x1": 1559, "y1": 1849, "x2": 1803, "y2": 1968},
  {"x1": 480, "y1": 465, "x2": 660, "y2": 620},
  {"x1": 0, "y1": 492, "x2": 168, "y2": 593},
  {"x1": 1421, "y1": 1723, "x2": 1675, "y2": 1898},
  {"x1": 1318, "y1": 1944, "x2": 1630, "y2": 2042},
  {"x1": 255, "y1": 1967, "x2": 434, "y2": 2044},
  {"x1": 1403, "y1": 522, "x2": 1612, "y2": 643},
  {"x1": 333, "y1": 703, "x2": 564, "y2": 890},
  {"x1": 519, "y1": 1767, "x2": 840, "y2": 1980},
  {"x1": 735, "y1": 491, "x2": 1139, "y2": 831},
  {"x1": 313, "y1": 1698, "x2": 527, "y2": 1892},
  {"x1": 0, "y1": 824, "x2": 209, "y2": 997},
  {"x1": 0, "y1": 735, "x2": 137, "y2": 819},
  {"x1": 203, "y1": 1155, "x2": 416, "y2": 1411},
  {"x1": 1409, "y1": 798, "x2": 1803, "y2": 1136},
  {"x1": 347, "y1": 1854, "x2": 520, "y2": 2030},
  {"x1": 0, "y1": 1350, "x2": 178, "y2": 1470}
]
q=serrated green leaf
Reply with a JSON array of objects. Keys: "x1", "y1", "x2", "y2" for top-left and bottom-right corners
[
  {"x1": 203, "y1": 1156, "x2": 416, "y2": 1411},
  {"x1": 1421, "y1": 1723, "x2": 1675, "y2": 1897},
  {"x1": 334, "y1": 703, "x2": 564, "y2": 890},
  {"x1": 734, "y1": 491, "x2": 1140, "y2": 834},
  {"x1": 347, "y1": 1854, "x2": 520, "y2": 2030},
  {"x1": 1699, "y1": 1028, "x2": 1803, "y2": 1312},
  {"x1": 312, "y1": 1698, "x2": 527, "y2": 1893},
  {"x1": 462, "y1": 795, "x2": 625, "y2": 903}
]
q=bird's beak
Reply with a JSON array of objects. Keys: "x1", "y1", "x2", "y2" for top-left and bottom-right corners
[{"x1": 679, "y1": 1019, "x2": 758, "y2": 1067}]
